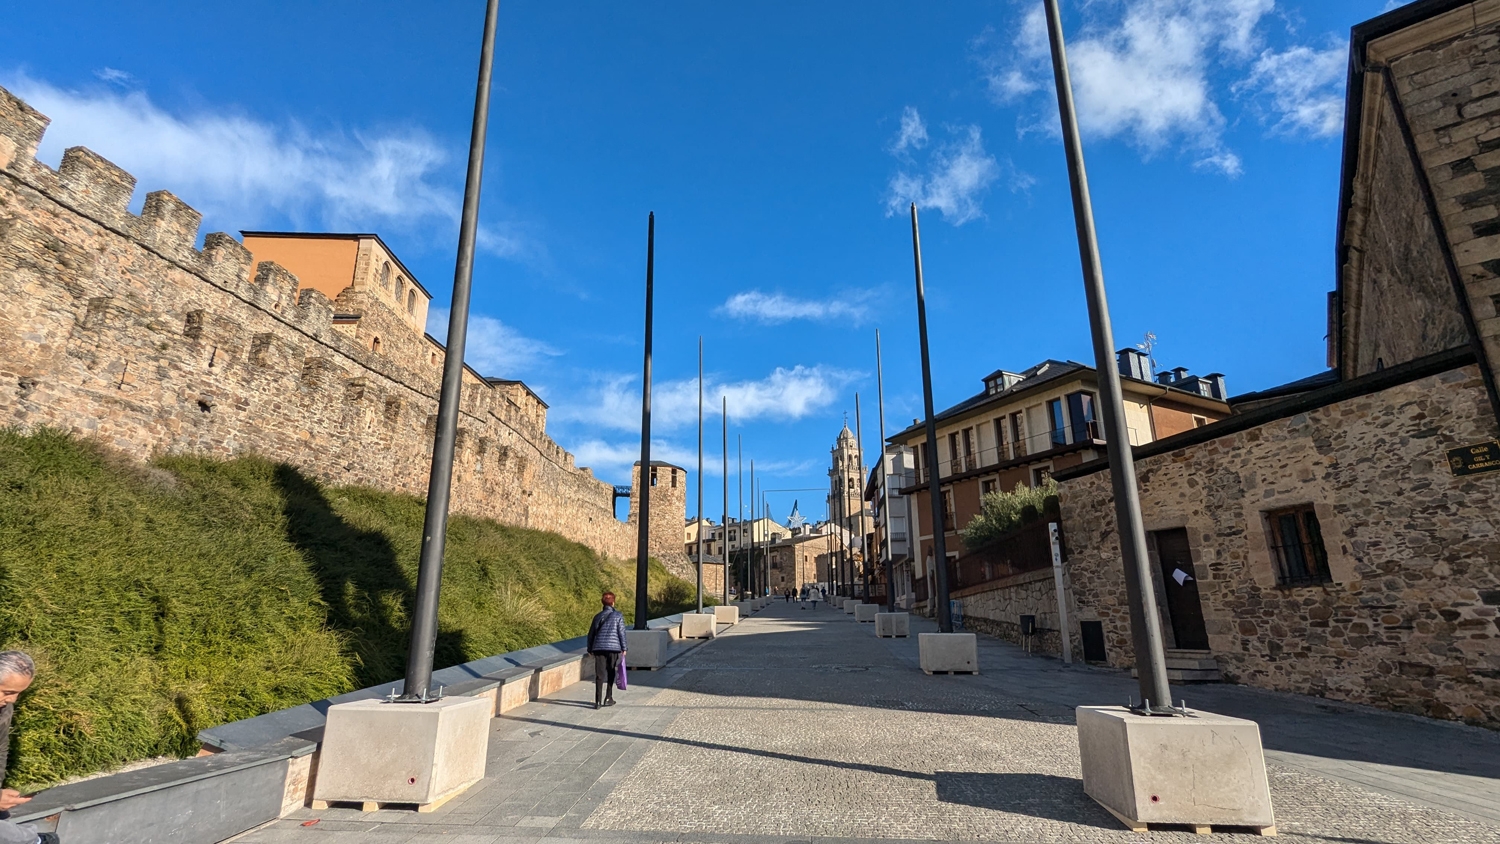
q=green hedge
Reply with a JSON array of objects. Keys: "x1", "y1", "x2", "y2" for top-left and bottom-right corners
[{"x1": 0, "y1": 429, "x2": 698, "y2": 789}]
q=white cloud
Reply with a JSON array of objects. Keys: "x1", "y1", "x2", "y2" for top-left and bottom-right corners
[
  {"x1": 885, "y1": 123, "x2": 1004, "y2": 225},
  {"x1": 716, "y1": 290, "x2": 872, "y2": 324},
  {"x1": 982, "y1": 0, "x2": 1293, "y2": 175},
  {"x1": 890, "y1": 106, "x2": 929, "y2": 155},
  {"x1": 557, "y1": 365, "x2": 858, "y2": 432},
  {"x1": 93, "y1": 67, "x2": 134, "y2": 86},
  {"x1": 5, "y1": 73, "x2": 525, "y2": 257},
  {"x1": 425, "y1": 307, "x2": 559, "y2": 378},
  {"x1": 567, "y1": 437, "x2": 817, "y2": 484},
  {"x1": 1237, "y1": 43, "x2": 1347, "y2": 138}
]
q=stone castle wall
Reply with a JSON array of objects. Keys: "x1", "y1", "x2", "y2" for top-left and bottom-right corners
[
  {"x1": 1057, "y1": 364, "x2": 1500, "y2": 727},
  {"x1": 0, "y1": 85, "x2": 667, "y2": 563}
]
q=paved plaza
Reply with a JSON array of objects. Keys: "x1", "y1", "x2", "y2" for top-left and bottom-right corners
[{"x1": 238, "y1": 602, "x2": 1500, "y2": 844}]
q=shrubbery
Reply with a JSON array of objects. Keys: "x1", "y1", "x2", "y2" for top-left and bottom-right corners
[
  {"x1": 960, "y1": 479, "x2": 1059, "y2": 550},
  {"x1": 0, "y1": 429, "x2": 696, "y2": 788}
]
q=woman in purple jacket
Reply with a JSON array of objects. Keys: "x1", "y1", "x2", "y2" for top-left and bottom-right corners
[{"x1": 586, "y1": 593, "x2": 627, "y2": 710}]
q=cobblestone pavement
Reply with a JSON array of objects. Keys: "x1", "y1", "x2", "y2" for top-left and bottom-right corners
[{"x1": 238, "y1": 601, "x2": 1500, "y2": 844}]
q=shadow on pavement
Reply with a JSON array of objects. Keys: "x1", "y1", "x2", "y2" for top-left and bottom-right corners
[
  {"x1": 933, "y1": 772, "x2": 1116, "y2": 829},
  {"x1": 675, "y1": 604, "x2": 1500, "y2": 785}
]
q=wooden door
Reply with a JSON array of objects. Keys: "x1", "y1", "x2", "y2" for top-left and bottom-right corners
[{"x1": 1152, "y1": 528, "x2": 1209, "y2": 651}]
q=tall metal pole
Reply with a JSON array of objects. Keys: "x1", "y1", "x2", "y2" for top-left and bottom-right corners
[
  {"x1": 910, "y1": 203, "x2": 953, "y2": 633},
  {"x1": 875, "y1": 330, "x2": 896, "y2": 612},
  {"x1": 722, "y1": 396, "x2": 729, "y2": 605},
  {"x1": 401, "y1": 0, "x2": 501, "y2": 701},
  {"x1": 855, "y1": 393, "x2": 870, "y2": 602},
  {"x1": 695, "y1": 336, "x2": 704, "y2": 614},
  {"x1": 632, "y1": 213, "x2": 655, "y2": 631},
  {"x1": 750, "y1": 460, "x2": 757, "y2": 597},
  {"x1": 738, "y1": 437, "x2": 744, "y2": 598},
  {"x1": 1042, "y1": 0, "x2": 1171, "y2": 711}
]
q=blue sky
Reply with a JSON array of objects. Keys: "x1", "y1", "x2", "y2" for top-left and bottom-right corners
[{"x1": 2, "y1": 0, "x2": 1410, "y2": 527}]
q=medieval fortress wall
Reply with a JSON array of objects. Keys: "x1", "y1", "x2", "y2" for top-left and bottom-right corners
[{"x1": 0, "y1": 85, "x2": 665, "y2": 562}]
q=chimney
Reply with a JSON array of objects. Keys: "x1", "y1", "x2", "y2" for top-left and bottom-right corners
[
  {"x1": 1172, "y1": 367, "x2": 1190, "y2": 382},
  {"x1": 1116, "y1": 348, "x2": 1149, "y2": 381},
  {"x1": 1155, "y1": 370, "x2": 1175, "y2": 385}
]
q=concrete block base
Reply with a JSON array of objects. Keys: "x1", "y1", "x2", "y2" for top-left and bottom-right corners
[
  {"x1": 875, "y1": 612, "x2": 910, "y2": 637},
  {"x1": 313, "y1": 696, "x2": 490, "y2": 809},
  {"x1": 626, "y1": 629, "x2": 671, "y2": 669},
  {"x1": 713, "y1": 605, "x2": 739, "y2": 626},
  {"x1": 854, "y1": 603, "x2": 878, "y2": 622},
  {"x1": 843, "y1": 599, "x2": 858, "y2": 614},
  {"x1": 918, "y1": 632, "x2": 978, "y2": 674},
  {"x1": 1077, "y1": 706, "x2": 1275, "y2": 833},
  {"x1": 680, "y1": 612, "x2": 717, "y2": 639}
]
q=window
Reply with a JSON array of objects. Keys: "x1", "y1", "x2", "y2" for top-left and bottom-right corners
[
  {"x1": 650, "y1": 468, "x2": 659, "y2": 487},
  {"x1": 947, "y1": 432, "x2": 960, "y2": 474},
  {"x1": 1266, "y1": 505, "x2": 1330, "y2": 586},
  {"x1": 380, "y1": 262, "x2": 392, "y2": 290},
  {"x1": 1067, "y1": 391, "x2": 1096, "y2": 443},
  {"x1": 671, "y1": 469, "x2": 678, "y2": 488},
  {"x1": 962, "y1": 427, "x2": 975, "y2": 471},
  {"x1": 1031, "y1": 465, "x2": 1052, "y2": 487},
  {"x1": 980, "y1": 478, "x2": 996, "y2": 496},
  {"x1": 1048, "y1": 399, "x2": 1067, "y2": 446},
  {"x1": 407, "y1": 290, "x2": 417, "y2": 314},
  {"x1": 729, "y1": 531, "x2": 737, "y2": 542},
  {"x1": 396, "y1": 276, "x2": 407, "y2": 303},
  {"x1": 1009, "y1": 412, "x2": 1026, "y2": 457},
  {"x1": 1193, "y1": 415, "x2": 1208, "y2": 428},
  {"x1": 942, "y1": 489, "x2": 956, "y2": 532},
  {"x1": 371, "y1": 336, "x2": 382, "y2": 353},
  {"x1": 994, "y1": 418, "x2": 1009, "y2": 460}
]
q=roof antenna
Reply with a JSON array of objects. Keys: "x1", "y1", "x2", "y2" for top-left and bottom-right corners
[{"x1": 1136, "y1": 331, "x2": 1159, "y2": 378}]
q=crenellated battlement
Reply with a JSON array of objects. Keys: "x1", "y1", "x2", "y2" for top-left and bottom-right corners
[{"x1": 0, "y1": 84, "x2": 658, "y2": 561}]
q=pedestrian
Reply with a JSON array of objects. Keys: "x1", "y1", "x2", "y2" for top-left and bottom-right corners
[
  {"x1": 586, "y1": 593, "x2": 627, "y2": 710},
  {"x1": 811, "y1": 591, "x2": 819, "y2": 610},
  {"x1": 1, "y1": 651, "x2": 58, "y2": 844}
]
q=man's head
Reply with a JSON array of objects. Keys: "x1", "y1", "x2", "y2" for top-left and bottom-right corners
[
  {"x1": 601, "y1": 591, "x2": 616, "y2": 608},
  {"x1": 0, "y1": 651, "x2": 35, "y2": 707}
]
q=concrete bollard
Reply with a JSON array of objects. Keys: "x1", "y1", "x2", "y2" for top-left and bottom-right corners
[
  {"x1": 680, "y1": 612, "x2": 716, "y2": 639},
  {"x1": 854, "y1": 604, "x2": 878, "y2": 623},
  {"x1": 626, "y1": 629, "x2": 672, "y2": 669},
  {"x1": 874, "y1": 612, "x2": 910, "y2": 637},
  {"x1": 313, "y1": 696, "x2": 490, "y2": 812},
  {"x1": 918, "y1": 632, "x2": 978, "y2": 674},
  {"x1": 713, "y1": 604, "x2": 740, "y2": 626},
  {"x1": 1077, "y1": 706, "x2": 1275, "y2": 835},
  {"x1": 843, "y1": 599, "x2": 858, "y2": 614}
]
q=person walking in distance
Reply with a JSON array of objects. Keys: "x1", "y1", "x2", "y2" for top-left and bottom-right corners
[
  {"x1": 0, "y1": 652, "x2": 58, "y2": 844},
  {"x1": 586, "y1": 593, "x2": 627, "y2": 710}
]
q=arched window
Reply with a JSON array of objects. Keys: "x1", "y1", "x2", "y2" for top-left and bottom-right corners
[
  {"x1": 847, "y1": 478, "x2": 855, "y2": 490},
  {"x1": 396, "y1": 276, "x2": 406, "y2": 303},
  {"x1": 407, "y1": 290, "x2": 417, "y2": 314},
  {"x1": 371, "y1": 336, "x2": 382, "y2": 354},
  {"x1": 380, "y1": 262, "x2": 392, "y2": 290}
]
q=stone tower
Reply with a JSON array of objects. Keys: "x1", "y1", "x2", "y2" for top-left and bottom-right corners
[
  {"x1": 627, "y1": 460, "x2": 692, "y2": 580},
  {"x1": 826, "y1": 423, "x2": 868, "y2": 536}
]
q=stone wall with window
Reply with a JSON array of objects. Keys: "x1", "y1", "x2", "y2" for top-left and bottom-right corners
[{"x1": 1056, "y1": 362, "x2": 1500, "y2": 727}]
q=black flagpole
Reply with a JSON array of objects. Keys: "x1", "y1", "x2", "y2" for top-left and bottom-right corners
[
  {"x1": 401, "y1": 0, "x2": 501, "y2": 701},
  {"x1": 910, "y1": 203, "x2": 953, "y2": 633},
  {"x1": 633, "y1": 213, "x2": 655, "y2": 631}
]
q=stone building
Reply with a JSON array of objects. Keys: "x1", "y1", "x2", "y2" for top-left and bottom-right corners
[
  {"x1": 1048, "y1": 0, "x2": 1500, "y2": 728},
  {"x1": 889, "y1": 356, "x2": 1231, "y2": 608},
  {"x1": 0, "y1": 85, "x2": 685, "y2": 568},
  {"x1": 768, "y1": 532, "x2": 832, "y2": 594}
]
